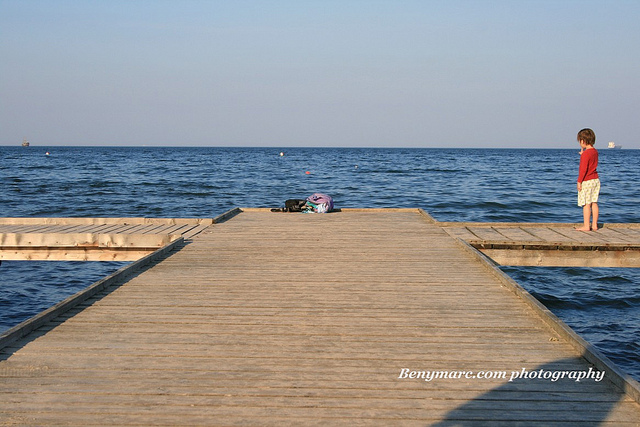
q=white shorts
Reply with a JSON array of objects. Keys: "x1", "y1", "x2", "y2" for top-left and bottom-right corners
[{"x1": 578, "y1": 178, "x2": 600, "y2": 206}]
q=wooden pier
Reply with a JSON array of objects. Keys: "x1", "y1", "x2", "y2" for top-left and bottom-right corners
[
  {"x1": 440, "y1": 220, "x2": 640, "y2": 268},
  {"x1": 0, "y1": 217, "x2": 211, "y2": 261},
  {"x1": 1, "y1": 209, "x2": 640, "y2": 425}
]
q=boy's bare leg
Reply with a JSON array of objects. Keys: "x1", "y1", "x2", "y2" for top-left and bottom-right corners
[
  {"x1": 591, "y1": 202, "x2": 599, "y2": 231},
  {"x1": 576, "y1": 204, "x2": 592, "y2": 231}
]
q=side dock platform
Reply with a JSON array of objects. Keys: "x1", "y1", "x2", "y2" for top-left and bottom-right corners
[{"x1": 1, "y1": 209, "x2": 639, "y2": 425}]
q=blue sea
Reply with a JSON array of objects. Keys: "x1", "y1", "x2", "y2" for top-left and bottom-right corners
[{"x1": 1, "y1": 146, "x2": 639, "y2": 381}]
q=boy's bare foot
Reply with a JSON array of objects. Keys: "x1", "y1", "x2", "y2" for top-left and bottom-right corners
[
  {"x1": 574, "y1": 226, "x2": 591, "y2": 231},
  {"x1": 592, "y1": 226, "x2": 598, "y2": 231}
]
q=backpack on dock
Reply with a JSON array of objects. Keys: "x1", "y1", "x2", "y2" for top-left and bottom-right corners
[{"x1": 305, "y1": 193, "x2": 334, "y2": 213}]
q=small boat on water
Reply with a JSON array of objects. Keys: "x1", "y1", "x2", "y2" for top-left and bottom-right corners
[
  {"x1": 608, "y1": 141, "x2": 622, "y2": 149},
  {"x1": 21, "y1": 138, "x2": 30, "y2": 147}
]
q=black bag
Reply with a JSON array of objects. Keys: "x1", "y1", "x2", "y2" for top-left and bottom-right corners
[
  {"x1": 271, "y1": 199, "x2": 308, "y2": 213},
  {"x1": 285, "y1": 199, "x2": 307, "y2": 212}
]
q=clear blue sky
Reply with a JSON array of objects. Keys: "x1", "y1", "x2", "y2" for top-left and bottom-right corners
[{"x1": 1, "y1": 0, "x2": 638, "y2": 148}]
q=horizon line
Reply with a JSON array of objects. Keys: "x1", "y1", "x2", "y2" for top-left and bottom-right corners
[{"x1": 3, "y1": 144, "x2": 622, "y2": 150}]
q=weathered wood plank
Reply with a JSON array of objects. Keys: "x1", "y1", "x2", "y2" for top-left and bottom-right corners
[
  {"x1": 0, "y1": 247, "x2": 159, "y2": 261},
  {"x1": 466, "y1": 227, "x2": 511, "y2": 242},
  {"x1": 608, "y1": 227, "x2": 640, "y2": 240},
  {"x1": 0, "y1": 217, "x2": 212, "y2": 225},
  {"x1": 590, "y1": 228, "x2": 638, "y2": 244},
  {"x1": 493, "y1": 226, "x2": 546, "y2": 243},
  {"x1": 480, "y1": 248, "x2": 640, "y2": 268},
  {"x1": 0, "y1": 232, "x2": 177, "y2": 247},
  {"x1": 516, "y1": 227, "x2": 580, "y2": 244},
  {"x1": 442, "y1": 226, "x2": 481, "y2": 242}
]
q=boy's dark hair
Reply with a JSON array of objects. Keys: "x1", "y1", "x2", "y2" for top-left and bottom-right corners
[{"x1": 577, "y1": 128, "x2": 596, "y2": 146}]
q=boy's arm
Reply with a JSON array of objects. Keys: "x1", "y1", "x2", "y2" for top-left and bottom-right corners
[
  {"x1": 577, "y1": 151, "x2": 591, "y2": 191},
  {"x1": 577, "y1": 152, "x2": 589, "y2": 183}
]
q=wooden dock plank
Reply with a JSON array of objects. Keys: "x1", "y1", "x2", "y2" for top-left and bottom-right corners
[
  {"x1": 493, "y1": 226, "x2": 546, "y2": 243},
  {"x1": 517, "y1": 227, "x2": 582, "y2": 245},
  {"x1": 608, "y1": 227, "x2": 640, "y2": 241},
  {"x1": 439, "y1": 225, "x2": 481, "y2": 242},
  {"x1": 559, "y1": 227, "x2": 618, "y2": 245},
  {"x1": 1, "y1": 209, "x2": 639, "y2": 425},
  {"x1": 588, "y1": 228, "x2": 638, "y2": 244},
  {"x1": 465, "y1": 226, "x2": 512, "y2": 243}
]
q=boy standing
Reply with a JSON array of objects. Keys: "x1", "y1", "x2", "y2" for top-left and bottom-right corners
[{"x1": 576, "y1": 128, "x2": 600, "y2": 231}]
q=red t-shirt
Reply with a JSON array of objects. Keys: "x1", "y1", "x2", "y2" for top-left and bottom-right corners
[{"x1": 578, "y1": 147, "x2": 599, "y2": 183}]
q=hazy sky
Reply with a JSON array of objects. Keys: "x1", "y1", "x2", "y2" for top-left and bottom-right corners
[{"x1": 1, "y1": 0, "x2": 638, "y2": 148}]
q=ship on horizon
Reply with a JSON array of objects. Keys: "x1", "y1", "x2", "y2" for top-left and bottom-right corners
[
  {"x1": 21, "y1": 138, "x2": 30, "y2": 147},
  {"x1": 608, "y1": 141, "x2": 622, "y2": 149}
]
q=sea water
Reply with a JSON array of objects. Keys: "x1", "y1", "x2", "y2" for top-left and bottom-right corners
[{"x1": 1, "y1": 146, "x2": 639, "y2": 380}]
